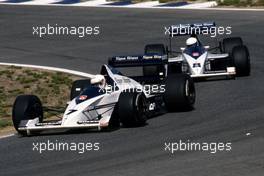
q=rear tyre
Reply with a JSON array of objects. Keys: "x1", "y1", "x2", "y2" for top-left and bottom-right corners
[
  {"x1": 70, "y1": 79, "x2": 91, "y2": 100},
  {"x1": 118, "y1": 91, "x2": 147, "y2": 127},
  {"x1": 144, "y1": 44, "x2": 166, "y2": 55},
  {"x1": 12, "y1": 95, "x2": 43, "y2": 136},
  {"x1": 232, "y1": 45, "x2": 250, "y2": 76},
  {"x1": 143, "y1": 44, "x2": 166, "y2": 76},
  {"x1": 222, "y1": 37, "x2": 243, "y2": 54},
  {"x1": 163, "y1": 74, "x2": 195, "y2": 111},
  {"x1": 108, "y1": 106, "x2": 120, "y2": 129}
]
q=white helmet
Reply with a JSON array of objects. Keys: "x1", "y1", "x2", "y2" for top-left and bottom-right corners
[
  {"x1": 186, "y1": 37, "x2": 198, "y2": 46},
  {"x1": 91, "y1": 74, "x2": 106, "y2": 88}
]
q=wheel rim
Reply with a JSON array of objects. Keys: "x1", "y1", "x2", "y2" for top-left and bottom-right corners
[
  {"x1": 185, "y1": 80, "x2": 190, "y2": 97},
  {"x1": 27, "y1": 102, "x2": 43, "y2": 121},
  {"x1": 185, "y1": 79, "x2": 195, "y2": 105},
  {"x1": 135, "y1": 94, "x2": 147, "y2": 122}
]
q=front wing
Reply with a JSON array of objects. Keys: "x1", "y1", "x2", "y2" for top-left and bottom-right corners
[
  {"x1": 190, "y1": 67, "x2": 236, "y2": 78},
  {"x1": 17, "y1": 102, "x2": 116, "y2": 135}
]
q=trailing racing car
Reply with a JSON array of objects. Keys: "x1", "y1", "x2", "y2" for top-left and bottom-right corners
[
  {"x1": 143, "y1": 22, "x2": 250, "y2": 80},
  {"x1": 12, "y1": 55, "x2": 195, "y2": 136}
]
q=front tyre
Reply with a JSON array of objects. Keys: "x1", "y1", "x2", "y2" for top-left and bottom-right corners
[
  {"x1": 232, "y1": 45, "x2": 250, "y2": 76},
  {"x1": 163, "y1": 74, "x2": 195, "y2": 111},
  {"x1": 118, "y1": 91, "x2": 147, "y2": 127},
  {"x1": 222, "y1": 37, "x2": 243, "y2": 54},
  {"x1": 12, "y1": 95, "x2": 43, "y2": 136}
]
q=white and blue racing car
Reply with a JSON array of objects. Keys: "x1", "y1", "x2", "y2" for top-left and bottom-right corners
[
  {"x1": 12, "y1": 56, "x2": 195, "y2": 136},
  {"x1": 143, "y1": 22, "x2": 250, "y2": 80}
]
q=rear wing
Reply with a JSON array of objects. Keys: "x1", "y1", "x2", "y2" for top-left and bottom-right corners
[
  {"x1": 108, "y1": 54, "x2": 168, "y2": 67},
  {"x1": 169, "y1": 22, "x2": 216, "y2": 37}
]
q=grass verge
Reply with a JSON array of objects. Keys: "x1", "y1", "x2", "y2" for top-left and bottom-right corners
[
  {"x1": 218, "y1": 0, "x2": 264, "y2": 6},
  {"x1": 0, "y1": 65, "x2": 82, "y2": 131}
]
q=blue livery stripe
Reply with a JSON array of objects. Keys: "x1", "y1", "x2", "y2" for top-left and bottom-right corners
[
  {"x1": 106, "y1": 0, "x2": 132, "y2": 6},
  {"x1": 4, "y1": 0, "x2": 31, "y2": 3},
  {"x1": 54, "y1": 0, "x2": 80, "y2": 4},
  {"x1": 158, "y1": 1, "x2": 188, "y2": 7}
]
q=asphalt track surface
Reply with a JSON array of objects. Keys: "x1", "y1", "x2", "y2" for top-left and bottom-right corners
[{"x1": 0, "y1": 5, "x2": 264, "y2": 176}]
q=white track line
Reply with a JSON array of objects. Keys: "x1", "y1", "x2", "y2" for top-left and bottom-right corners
[
  {"x1": 73, "y1": 0, "x2": 112, "y2": 6},
  {"x1": 126, "y1": 1, "x2": 159, "y2": 8},
  {"x1": 0, "y1": 133, "x2": 15, "y2": 139},
  {"x1": 0, "y1": 62, "x2": 94, "y2": 78},
  {"x1": 180, "y1": 1, "x2": 217, "y2": 8},
  {"x1": 20, "y1": 0, "x2": 62, "y2": 5}
]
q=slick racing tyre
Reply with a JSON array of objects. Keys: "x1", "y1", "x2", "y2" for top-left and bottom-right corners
[
  {"x1": 118, "y1": 91, "x2": 147, "y2": 127},
  {"x1": 232, "y1": 45, "x2": 250, "y2": 76},
  {"x1": 144, "y1": 44, "x2": 166, "y2": 55},
  {"x1": 12, "y1": 95, "x2": 43, "y2": 136},
  {"x1": 163, "y1": 74, "x2": 195, "y2": 111},
  {"x1": 70, "y1": 79, "x2": 91, "y2": 100},
  {"x1": 143, "y1": 44, "x2": 166, "y2": 76},
  {"x1": 222, "y1": 37, "x2": 243, "y2": 54}
]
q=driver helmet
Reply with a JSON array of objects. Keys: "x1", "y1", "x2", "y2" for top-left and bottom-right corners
[
  {"x1": 91, "y1": 74, "x2": 106, "y2": 89},
  {"x1": 186, "y1": 37, "x2": 198, "y2": 47}
]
